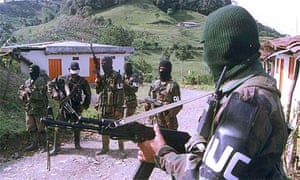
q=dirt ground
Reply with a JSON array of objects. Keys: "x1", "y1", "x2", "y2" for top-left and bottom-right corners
[{"x1": 0, "y1": 89, "x2": 207, "y2": 180}]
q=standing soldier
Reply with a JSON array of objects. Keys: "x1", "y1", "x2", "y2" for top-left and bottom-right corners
[
  {"x1": 95, "y1": 56, "x2": 126, "y2": 158},
  {"x1": 137, "y1": 5, "x2": 289, "y2": 179},
  {"x1": 145, "y1": 60, "x2": 182, "y2": 130},
  {"x1": 48, "y1": 62, "x2": 91, "y2": 154},
  {"x1": 18, "y1": 64, "x2": 48, "y2": 152},
  {"x1": 123, "y1": 62, "x2": 139, "y2": 118}
]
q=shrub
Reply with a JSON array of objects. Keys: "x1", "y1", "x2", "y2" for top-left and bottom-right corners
[
  {"x1": 143, "y1": 73, "x2": 153, "y2": 83},
  {"x1": 183, "y1": 70, "x2": 213, "y2": 85}
]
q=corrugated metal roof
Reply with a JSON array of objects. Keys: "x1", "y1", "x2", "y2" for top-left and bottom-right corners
[
  {"x1": 0, "y1": 41, "x2": 134, "y2": 55},
  {"x1": 260, "y1": 35, "x2": 300, "y2": 60}
]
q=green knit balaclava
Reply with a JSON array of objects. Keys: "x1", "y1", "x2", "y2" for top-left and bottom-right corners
[{"x1": 203, "y1": 5, "x2": 260, "y2": 82}]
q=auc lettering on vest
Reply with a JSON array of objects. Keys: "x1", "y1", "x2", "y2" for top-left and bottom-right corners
[{"x1": 203, "y1": 136, "x2": 251, "y2": 180}]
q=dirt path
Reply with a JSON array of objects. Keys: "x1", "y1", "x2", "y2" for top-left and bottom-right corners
[{"x1": 0, "y1": 89, "x2": 208, "y2": 180}]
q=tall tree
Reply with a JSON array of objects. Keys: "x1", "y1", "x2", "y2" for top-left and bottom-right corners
[{"x1": 98, "y1": 25, "x2": 135, "y2": 46}]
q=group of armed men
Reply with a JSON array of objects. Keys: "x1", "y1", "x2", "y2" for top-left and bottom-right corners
[
  {"x1": 18, "y1": 56, "x2": 181, "y2": 159},
  {"x1": 17, "y1": 5, "x2": 290, "y2": 179}
]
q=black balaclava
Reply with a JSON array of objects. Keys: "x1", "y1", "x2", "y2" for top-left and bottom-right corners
[
  {"x1": 29, "y1": 64, "x2": 40, "y2": 81},
  {"x1": 202, "y1": 5, "x2": 261, "y2": 82},
  {"x1": 101, "y1": 56, "x2": 113, "y2": 75},
  {"x1": 159, "y1": 60, "x2": 172, "y2": 81},
  {"x1": 125, "y1": 62, "x2": 133, "y2": 76}
]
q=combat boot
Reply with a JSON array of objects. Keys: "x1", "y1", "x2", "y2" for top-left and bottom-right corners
[
  {"x1": 95, "y1": 135, "x2": 109, "y2": 155},
  {"x1": 24, "y1": 131, "x2": 38, "y2": 151},
  {"x1": 74, "y1": 129, "x2": 81, "y2": 149}
]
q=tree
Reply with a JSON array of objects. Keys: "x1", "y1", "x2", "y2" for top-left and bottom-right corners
[
  {"x1": 0, "y1": 22, "x2": 15, "y2": 46},
  {"x1": 98, "y1": 25, "x2": 135, "y2": 46},
  {"x1": 151, "y1": 0, "x2": 231, "y2": 15},
  {"x1": 162, "y1": 47, "x2": 173, "y2": 60}
]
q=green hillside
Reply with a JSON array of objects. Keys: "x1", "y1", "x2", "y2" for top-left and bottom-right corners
[
  {"x1": 0, "y1": 66, "x2": 26, "y2": 133},
  {"x1": 0, "y1": 64, "x2": 27, "y2": 151},
  {"x1": 13, "y1": 0, "x2": 205, "y2": 48},
  {"x1": 13, "y1": 0, "x2": 209, "y2": 83},
  {"x1": 10, "y1": 0, "x2": 280, "y2": 83},
  {"x1": 96, "y1": 0, "x2": 205, "y2": 46}
]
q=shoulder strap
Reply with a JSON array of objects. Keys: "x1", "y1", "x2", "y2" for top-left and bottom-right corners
[
  {"x1": 152, "y1": 80, "x2": 161, "y2": 91},
  {"x1": 221, "y1": 74, "x2": 256, "y2": 96}
]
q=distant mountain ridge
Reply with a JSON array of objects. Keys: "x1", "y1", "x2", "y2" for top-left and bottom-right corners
[{"x1": 0, "y1": 0, "x2": 283, "y2": 46}]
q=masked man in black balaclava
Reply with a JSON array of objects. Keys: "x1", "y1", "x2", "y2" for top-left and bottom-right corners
[
  {"x1": 158, "y1": 60, "x2": 172, "y2": 81},
  {"x1": 18, "y1": 64, "x2": 48, "y2": 152},
  {"x1": 95, "y1": 56, "x2": 126, "y2": 159},
  {"x1": 123, "y1": 62, "x2": 139, "y2": 118},
  {"x1": 145, "y1": 60, "x2": 182, "y2": 130}
]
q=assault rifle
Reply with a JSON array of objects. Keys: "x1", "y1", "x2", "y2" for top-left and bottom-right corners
[
  {"x1": 138, "y1": 97, "x2": 163, "y2": 107},
  {"x1": 41, "y1": 102, "x2": 191, "y2": 179},
  {"x1": 42, "y1": 67, "x2": 227, "y2": 178},
  {"x1": 197, "y1": 66, "x2": 227, "y2": 141},
  {"x1": 90, "y1": 43, "x2": 101, "y2": 79}
]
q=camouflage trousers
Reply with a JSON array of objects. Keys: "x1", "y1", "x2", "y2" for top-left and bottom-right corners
[
  {"x1": 25, "y1": 112, "x2": 45, "y2": 132},
  {"x1": 124, "y1": 106, "x2": 137, "y2": 117},
  {"x1": 99, "y1": 107, "x2": 125, "y2": 151}
]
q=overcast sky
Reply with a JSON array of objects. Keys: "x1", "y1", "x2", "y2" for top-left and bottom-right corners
[{"x1": 234, "y1": 0, "x2": 300, "y2": 36}]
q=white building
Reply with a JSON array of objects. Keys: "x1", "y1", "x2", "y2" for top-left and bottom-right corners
[
  {"x1": 260, "y1": 35, "x2": 300, "y2": 171},
  {"x1": 0, "y1": 41, "x2": 134, "y2": 83},
  {"x1": 260, "y1": 35, "x2": 300, "y2": 122}
]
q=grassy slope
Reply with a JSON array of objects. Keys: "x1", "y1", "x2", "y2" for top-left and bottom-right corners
[
  {"x1": 99, "y1": 0, "x2": 205, "y2": 47},
  {"x1": 15, "y1": 15, "x2": 102, "y2": 43},
  {"x1": 93, "y1": 0, "x2": 209, "y2": 83},
  {"x1": 0, "y1": 65, "x2": 27, "y2": 141},
  {"x1": 14, "y1": 0, "x2": 210, "y2": 83}
]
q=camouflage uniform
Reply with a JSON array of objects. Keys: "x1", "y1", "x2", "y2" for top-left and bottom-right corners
[
  {"x1": 48, "y1": 74, "x2": 91, "y2": 151},
  {"x1": 96, "y1": 71, "x2": 124, "y2": 119},
  {"x1": 18, "y1": 65, "x2": 48, "y2": 151},
  {"x1": 123, "y1": 73, "x2": 139, "y2": 117},
  {"x1": 95, "y1": 70, "x2": 125, "y2": 155},
  {"x1": 154, "y1": 72, "x2": 289, "y2": 179},
  {"x1": 148, "y1": 79, "x2": 182, "y2": 130},
  {"x1": 151, "y1": 5, "x2": 289, "y2": 179}
]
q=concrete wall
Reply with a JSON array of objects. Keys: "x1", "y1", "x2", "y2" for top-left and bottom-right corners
[{"x1": 20, "y1": 50, "x2": 127, "y2": 78}]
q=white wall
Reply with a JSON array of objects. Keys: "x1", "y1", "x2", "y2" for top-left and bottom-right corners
[
  {"x1": 20, "y1": 50, "x2": 127, "y2": 77},
  {"x1": 273, "y1": 54, "x2": 293, "y2": 108},
  {"x1": 99, "y1": 54, "x2": 125, "y2": 75},
  {"x1": 21, "y1": 50, "x2": 49, "y2": 72}
]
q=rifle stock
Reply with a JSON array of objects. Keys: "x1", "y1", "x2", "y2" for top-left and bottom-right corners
[
  {"x1": 132, "y1": 124, "x2": 190, "y2": 179},
  {"x1": 133, "y1": 162, "x2": 155, "y2": 180}
]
